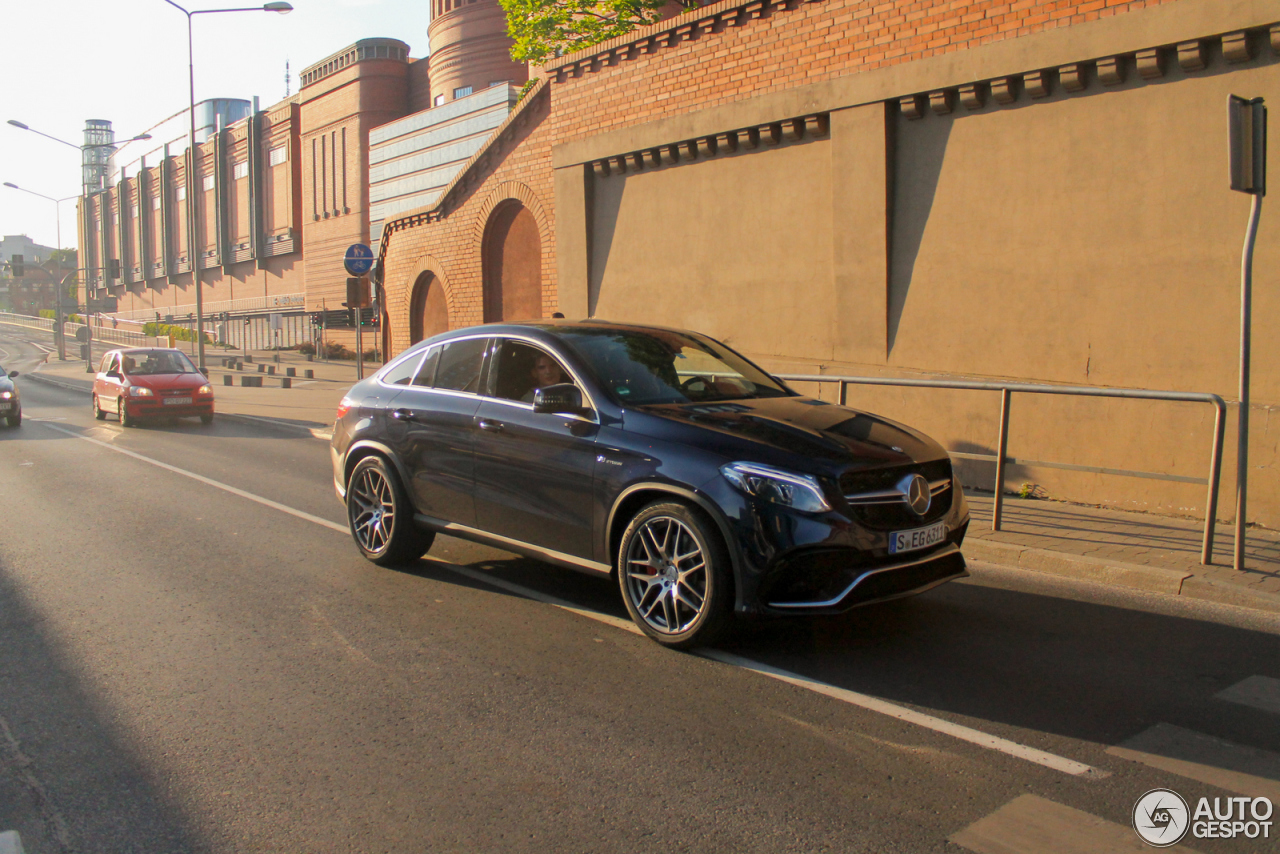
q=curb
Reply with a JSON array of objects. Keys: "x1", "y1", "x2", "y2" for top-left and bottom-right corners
[
  {"x1": 963, "y1": 537, "x2": 1280, "y2": 616},
  {"x1": 25, "y1": 370, "x2": 91, "y2": 395}
]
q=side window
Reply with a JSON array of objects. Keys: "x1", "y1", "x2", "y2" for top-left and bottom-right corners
[
  {"x1": 490, "y1": 340, "x2": 572, "y2": 403},
  {"x1": 99, "y1": 355, "x2": 114, "y2": 373},
  {"x1": 381, "y1": 351, "x2": 423, "y2": 386},
  {"x1": 433, "y1": 338, "x2": 488, "y2": 393},
  {"x1": 412, "y1": 346, "x2": 441, "y2": 387}
]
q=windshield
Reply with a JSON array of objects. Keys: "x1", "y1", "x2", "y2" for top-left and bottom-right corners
[
  {"x1": 121, "y1": 350, "x2": 200, "y2": 376},
  {"x1": 559, "y1": 328, "x2": 790, "y2": 405}
]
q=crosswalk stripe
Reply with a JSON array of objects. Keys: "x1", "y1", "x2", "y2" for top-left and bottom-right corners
[
  {"x1": 1106, "y1": 723, "x2": 1280, "y2": 803},
  {"x1": 1215, "y1": 675, "x2": 1280, "y2": 716},
  {"x1": 949, "y1": 794, "x2": 1202, "y2": 853}
]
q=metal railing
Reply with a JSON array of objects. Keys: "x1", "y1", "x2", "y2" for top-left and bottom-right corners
[
  {"x1": 775, "y1": 373, "x2": 1226, "y2": 566},
  {"x1": 0, "y1": 311, "x2": 166, "y2": 349}
]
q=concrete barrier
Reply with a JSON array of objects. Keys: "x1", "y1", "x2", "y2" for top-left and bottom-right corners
[
  {"x1": 281, "y1": 377, "x2": 292, "y2": 389},
  {"x1": 223, "y1": 375, "x2": 233, "y2": 385},
  {"x1": 244, "y1": 354, "x2": 253, "y2": 363},
  {"x1": 304, "y1": 369, "x2": 314, "y2": 379},
  {"x1": 286, "y1": 367, "x2": 296, "y2": 377},
  {"x1": 240, "y1": 375, "x2": 263, "y2": 388},
  {"x1": 267, "y1": 366, "x2": 276, "y2": 376},
  {"x1": 257, "y1": 364, "x2": 266, "y2": 373}
]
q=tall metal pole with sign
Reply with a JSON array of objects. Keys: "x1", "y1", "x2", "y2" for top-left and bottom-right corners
[
  {"x1": 343, "y1": 244, "x2": 374, "y2": 380},
  {"x1": 1227, "y1": 95, "x2": 1266, "y2": 571}
]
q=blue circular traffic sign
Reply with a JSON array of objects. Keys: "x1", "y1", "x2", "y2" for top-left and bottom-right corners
[{"x1": 344, "y1": 243, "x2": 374, "y2": 276}]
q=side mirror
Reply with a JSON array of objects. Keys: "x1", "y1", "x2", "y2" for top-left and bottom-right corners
[
  {"x1": 533, "y1": 383, "x2": 586, "y2": 415},
  {"x1": 7, "y1": 371, "x2": 17, "y2": 378}
]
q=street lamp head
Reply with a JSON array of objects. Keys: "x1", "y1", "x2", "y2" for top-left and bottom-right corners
[
  {"x1": 7, "y1": 120, "x2": 30, "y2": 130},
  {"x1": 263, "y1": 1, "x2": 292, "y2": 12},
  {"x1": 3, "y1": 182, "x2": 17, "y2": 189}
]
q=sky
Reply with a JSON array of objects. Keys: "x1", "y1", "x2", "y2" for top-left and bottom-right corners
[{"x1": 1, "y1": 0, "x2": 434, "y2": 251}]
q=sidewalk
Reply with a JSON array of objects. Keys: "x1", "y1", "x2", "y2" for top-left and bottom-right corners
[{"x1": 27, "y1": 346, "x2": 1280, "y2": 617}]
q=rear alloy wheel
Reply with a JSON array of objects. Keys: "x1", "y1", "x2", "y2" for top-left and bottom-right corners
[
  {"x1": 92, "y1": 395, "x2": 107, "y2": 420},
  {"x1": 346, "y1": 455, "x2": 435, "y2": 566},
  {"x1": 117, "y1": 396, "x2": 136, "y2": 427},
  {"x1": 618, "y1": 501, "x2": 732, "y2": 649}
]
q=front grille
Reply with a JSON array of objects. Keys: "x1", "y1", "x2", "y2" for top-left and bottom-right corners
[{"x1": 840, "y1": 458, "x2": 953, "y2": 530}]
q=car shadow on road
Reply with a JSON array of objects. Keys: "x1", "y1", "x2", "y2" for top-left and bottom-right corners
[
  {"x1": 0, "y1": 559, "x2": 209, "y2": 853},
  {"x1": 399, "y1": 542, "x2": 1280, "y2": 761}
]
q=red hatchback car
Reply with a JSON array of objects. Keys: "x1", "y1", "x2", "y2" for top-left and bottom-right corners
[{"x1": 92, "y1": 348, "x2": 215, "y2": 426}]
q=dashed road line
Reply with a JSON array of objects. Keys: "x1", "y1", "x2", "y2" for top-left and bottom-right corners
[
  {"x1": 1215, "y1": 675, "x2": 1280, "y2": 716},
  {"x1": 1107, "y1": 723, "x2": 1280, "y2": 802}
]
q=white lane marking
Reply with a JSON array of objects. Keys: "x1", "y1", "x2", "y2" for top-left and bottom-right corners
[
  {"x1": 218, "y1": 411, "x2": 333, "y2": 441},
  {"x1": 1214, "y1": 674, "x2": 1280, "y2": 715},
  {"x1": 41, "y1": 420, "x2": 1104, "y2": 778},
  {"x1": 949, "y1": 793, "x2": 1201, "y2": 854},
  {"x1": 41, "y1": 422, "x2": 348, "y2": 534},
  {"x1": 700, "y1": 650, "x2": 1105, "y2": 777},
  {"x1": 1107, "y1": 723, "x2": 1280, "y2": 802}
]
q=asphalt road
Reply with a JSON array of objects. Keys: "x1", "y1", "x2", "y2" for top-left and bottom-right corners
[{"x1": 1, "y1": 329, "x2": 1278, "y2": 853}]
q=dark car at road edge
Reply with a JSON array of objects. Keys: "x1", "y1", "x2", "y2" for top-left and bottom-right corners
[{"x1": 331, "y1": 320, "x2": 970, "y2": 648}]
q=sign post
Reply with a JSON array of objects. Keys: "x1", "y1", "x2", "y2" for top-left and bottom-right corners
[
  {"x1": 343, "y1": 244, "x2": 374, "y2": 380},
  {"x1": 1228, "y1": 95, "x2": 1266, "y2": 571}
]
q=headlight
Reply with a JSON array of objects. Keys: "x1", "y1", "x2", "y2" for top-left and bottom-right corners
[
  {"x1": 128, "y1": 386, "x2": 154, "y2": 397},
  {"x1": 0, "y1": 391, "x2": 11, "y2": 400},
  {"x1": 721, "y1": 462, "x2": 832, "y2": 513},
  {"x1": 196, "y1": 384, "x2": 212, "y2": 395}
]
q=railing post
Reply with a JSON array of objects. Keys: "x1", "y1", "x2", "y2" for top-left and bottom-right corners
[
  {"x1": 992, "y1": 388, "x2": 1011, "y2": 531},
  {"x1": 1202, "y1": 400, "x2": 1226, "y2": 565},
  {"x1": 838, "y1": 380, "x2": 847, "y2": 407}
]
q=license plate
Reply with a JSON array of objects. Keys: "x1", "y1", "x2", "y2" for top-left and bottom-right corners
[
  {"x1": 889, "y1": 520, "x2": 947, "y2": 555},
  {"x1": 162, "y1": 397, "x2": 192, "y2": 406},
  {"x1": 0, "y1": 402, "x2": 10, "y2": 411}
]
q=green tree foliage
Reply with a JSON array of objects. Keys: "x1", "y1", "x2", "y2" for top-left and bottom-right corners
[{"x1": 501, "y1": 0, "x2": 694, "y2": 64}]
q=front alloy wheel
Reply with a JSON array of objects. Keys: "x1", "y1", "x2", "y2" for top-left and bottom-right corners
[
  {"x1": 618, "y1": 501, "x2": 731, "y2": 649},
  {"x1": 346, "y1": 455, "x2": 434, "y2": 566}
]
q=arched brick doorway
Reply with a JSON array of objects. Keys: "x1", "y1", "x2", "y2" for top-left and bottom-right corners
[
  {"x1": 409, "y1": 270, "x2": 449, "y2": 344},
  {"x1": 482, "y1": 201, "x2": 542, "y2": 322}
]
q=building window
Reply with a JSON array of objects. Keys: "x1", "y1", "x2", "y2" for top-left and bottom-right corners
[
  {"x1": 177, "y1": 186, "x2": 186, "y2": 201},
  {"x1": 454, "y1": 86, "x2": 472, "y2": 99},
  {"x1": 152, "y1": 196, "x2": 161, "y2": 210},
  {"x1": 434, "y1": 94, "x2": 445, "y2": 107},
  {"x1": 131, "y1": 206, "x2": 139, "y2": 219},
  {"x1": 269, "y1": 146, "x2": 287, "y2": 166},
  {"x1": 233, "y1": 161, "x2": 249, "y2": 180},
  {"x1": 203, "y1": 175, "x2": 215, "y2": 191},
  {"x1": 489, "y1": 80, "x2": 508, "y2": 88}
]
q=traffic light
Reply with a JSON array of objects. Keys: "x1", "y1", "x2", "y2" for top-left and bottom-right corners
[
  {"x1": 11, "y1": 255, "x2": 23, "y2": 277},
  {"x1": 108, "y1": 258, "x2": 121, "y2": 278}
]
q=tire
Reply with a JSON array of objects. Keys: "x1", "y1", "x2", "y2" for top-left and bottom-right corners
[
  {"x1": 346, "y1": 455, "x2": 435, "y2": 566},
  {"x1": 6, "y1": 412, "x2": 18, "y2": 428},
  {"x1": 118, "y1": 396, "x2": 136, "y2": 427},
  {"x1": 617, "y1": 501, "x2": 733, "y2": 649},
  {"x1": 93, "y1": 395, "x2": 107, "y2": 420},
  {"x1": 200, "y1": 413, "x2": 214, "y2": 425}
]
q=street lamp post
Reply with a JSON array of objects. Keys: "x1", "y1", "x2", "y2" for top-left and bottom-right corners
[
  {"x1": 161, "y1": 0, "x2": 293, "y2": 372},
  {"x1": 2, "y1": 183, "x2": 77, "y2": 359}
]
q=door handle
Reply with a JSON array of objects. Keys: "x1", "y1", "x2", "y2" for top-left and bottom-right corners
[
  {"x1": 478, "y1": 419, "x2": 504, "y2": 432},
  {"x1": 391, "y1": 408, "x2": 416, "y2": 422}
]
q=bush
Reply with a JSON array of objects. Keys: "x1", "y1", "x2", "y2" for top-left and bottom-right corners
[
  {"x1": 142, "y1": 321, "x2": 212, "y2": 344},
  {"x1": 297, "y1": 342, "x2": 315, "y2": 355}
]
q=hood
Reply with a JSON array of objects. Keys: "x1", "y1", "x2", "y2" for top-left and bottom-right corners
[
  {"x1": 0, "y1": 376, "x2": 13, "y2": 394},
  {"x1": 126, "y1": 372, "x2": 207, "y2": 391},
  {"x1": 634, "y1": 395, "x2": 948, "y2": 473}
]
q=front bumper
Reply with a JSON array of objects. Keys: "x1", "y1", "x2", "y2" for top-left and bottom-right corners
[
  {"x1": 123, "y1": 398, "x2": 214, "y2": 419},
  {"x1": 761, "y1": 543, "x2": 967, "y2": 613}
]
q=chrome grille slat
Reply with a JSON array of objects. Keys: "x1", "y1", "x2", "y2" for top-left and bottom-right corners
[{"x1": 844, "y1": 478, "x2": 950, "y2": 506}]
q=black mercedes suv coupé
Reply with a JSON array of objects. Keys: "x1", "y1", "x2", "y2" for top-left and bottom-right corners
[{"x1": 332, "y1": 321, "x2": 969, "y2": 648}]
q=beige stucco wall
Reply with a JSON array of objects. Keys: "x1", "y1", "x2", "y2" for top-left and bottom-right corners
[{"x1": 575, "y1": 49, "x2": 1280, "y2": 529}]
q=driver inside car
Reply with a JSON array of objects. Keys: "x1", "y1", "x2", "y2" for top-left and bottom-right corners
[{"x1": 522, "y1": 352, "x2": 566, "y2": 403}]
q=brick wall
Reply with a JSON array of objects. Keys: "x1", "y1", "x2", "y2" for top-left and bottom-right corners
[{"x1": 379, "y1": 0, "x2": 1174, "y2": 354}]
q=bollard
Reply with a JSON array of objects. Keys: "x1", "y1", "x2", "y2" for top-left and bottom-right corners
[
  {"x1": 304, "y1": 369, "x2": 314, "y2": 379},
  {"x1": 267, "y1": 365, "x2": 276, "y2": 376},
  {"x1": 286, "y1": 367, "x2": 296, "y2": 377},
  {"x1": 233, "y1": 361, "x2": 242, "y2": 371},
  {"x1": 281, "y1": 377, "x2": 292, "y2": 389},
  {"x1": 244, "y1": 354, "x2": 253, "y2": 363},
  {"x1": 305, "y1": 354, "x2": 314, "y2": 362},
  {"x1": 257, "y1": 364, "x2": 266, "y2": 373},
  {"x1": 223, "y1": 374, "x2": 233, "y2": 385}
]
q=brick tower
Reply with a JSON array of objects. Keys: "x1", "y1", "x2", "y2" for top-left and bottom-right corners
[{"x1": 426, "y1": 0, "x2": 527, "y2": 107}]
